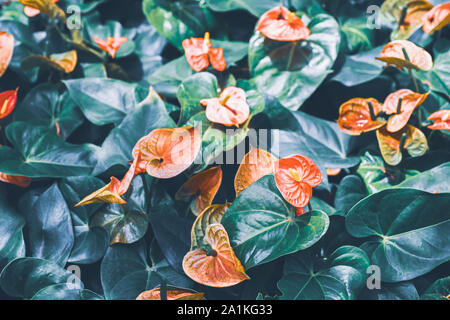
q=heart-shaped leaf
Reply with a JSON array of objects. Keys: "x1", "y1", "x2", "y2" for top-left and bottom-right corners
[
  {"x1": 0, "y1": 122, "x2": 97, "y2": 178},
  {"x1": 58, "y1": 177, "x2": 109, "y2": 264},
  {"x1": 19, "y1": 183, "x2": 74, "y2": 266},
  {"x1": 346, "y1": 188, "x2": 450, "y2": 282},
  {"x1": 249, "y1": 12, "x2": 340, "y2": 110},
  {"x1": 63, "y1": 78, "x2": 141, "y2": 126},
  {"x1": 0, "y1": 257, "x2": 78, "y2": 299},
  {"x1": 0, "y1": 185, "x2": 25, "y2": 270},
  {"x1": 277, "y1": 245, "x2": 370, "y2": 300},
  {"x1": 421, "y1": 276, "x2": 450, "y2": 300},
  {"x1": 13, "y1": 83, "x2": 83, "y2": 139},
  {"x1": 221, "y1": 175, "x2": 329, "y2": 269},
  {"x1": 93, "y1": 89, "x2": 175, "y2": 175},
  {"x1": 100, "y1": 241, "x2": 193, "y2": 300},
  {"x1": 31, "y1": 284, "x2": 103, "y2": 300}
]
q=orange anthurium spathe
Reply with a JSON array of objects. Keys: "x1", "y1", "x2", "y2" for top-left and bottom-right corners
[
  {"x1": 175, "y1": 166, "x2": 223, "y2": 216},
  {"x1": 422, "y1": 3, "x2": 450, "y2": 34},
  {"x1": 75, "y1": 153, "x2": 144, "y2": 206},
  {"x1": 182, "y1": 32, "x2": 226, "y2": 72},
  {"x1": 132, "y1": 126, "x2": 201, "y2": 179},
  {"x1": 376, "y1": 40, "x2": 433, "y2": 71},
  {"x1": 24, "y1": 0, "x2": 59, "y2": 17},
  {"x1": 0, "y1": 31, "x2": 14, "y2": 78},
  {"x1": 427, "y1": 110, "x2": 450, "y2": 130},
  {"x1": 0, "y1": 88, "x2": 18, "y2": 119},
  {"x1": 92, "y1": 36, "x2": 128, "y2": 59},
  {"x1": 234, "y1": 148, "x2": 277, "y2": 196},
  {"x1": 0, "y1": 173, "x2": 31, "y2": 188},
  {"x1": 136, "y1": 287, "x2": 204, "y2": 300},
  {"x1": 200, "y1": 87, "x2": 250, "y2": 127},
  {"x1": 337, "y1": 98, "x2": 386, "y2": 135},
  {"x1": 256, "y1": 6, "x2": 310, "y2": 41},
  {"x1": 75, "y1": 177, "x2": 126, "y2": 206},
  {"x1": 182, "y1": 224, "x2": 249, "y2": 287},
  {"x1": 274, "y1": 155, "x2": 322, "y2": 208},
  {"x1": 383, "y1": 89, "x2": 429, "y2": 133}
]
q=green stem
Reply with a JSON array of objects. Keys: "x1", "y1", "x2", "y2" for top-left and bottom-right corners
[
  {"x1": 408, "y1": 68, "x2": 420, "y2": 92},
  {"x1": 141, "y1": 175, "x2": 150, "y2": 213}
]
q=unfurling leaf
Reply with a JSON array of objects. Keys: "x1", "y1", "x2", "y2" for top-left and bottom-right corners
[
  {"x1": 183, "y1": 224, "x2": 249, "y2": 287},
  {"x1": 175, "y1": 166, "x2": 222, "y2": 216},
  {"x1": 75, "y1": 177, "x2": 126, "y2": 207}
]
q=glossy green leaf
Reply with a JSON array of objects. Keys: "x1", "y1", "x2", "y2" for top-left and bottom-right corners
[
  {"x1": 142, "y1": 0, "x2": 213, "y2": 50},
  {"x1": 100, "y1": 241, "x2": 192, "y2": 300},
  {"x1": 0, "y1": 258, "x2": 77, "y2": 299},
  {"x1": 249, "y1": 12, "x2": 340, "y2": 110},
  {"x1": 421, "y1": 276, "x2": 450, "y2": 300},
  {"x1": 361, "y1": 281, "x2": 420, "y2": 300},
  {"x1": 19, "y1": 184, "x2": 74, "y2": 266},
  {"x1": 63, "y1": 78, "x2": 141, "y2": 126},
  {"x1": 58, "y1": 177, "x2": 109, "y2": 264},
  {"x1": 205, "y1": 0, "x2": 280, "y2": 17},
  {"x1": 0, "y1": 122, "x2": 97, "y2": 178},
  {"x1": 93, "y1": 91, "x2": 175, "y2": 175},
  {"x1": 92, "y1": 203, "x2": 149, "y2": 246},
  {"x1": 332, "y1": 46, "x2": 384, "y2": 86},
  {"x1": 222, "y1": 175, "x2": 329, "y2": 269},
  {"x1": 14, "y1": 83, "x2": 84, "y2": 139},
  {"x1": 334, "y1": 175, "x2": 367, "y2": 216},
  {"x1": 177, "y1": 72, "x2": 218, "y2": 125},
  {"x1": 0, "y1": 186, "x2": 25, "y2": 270},
  {"x1": 346, "y1": 189, "x2": 450, "y2": 282},
  {"x1": 31, "y1": 284, "x2": 103, "y2": 300},
  {"x1": 277, "y1": 246, "x2": 369, "y2": 300}
]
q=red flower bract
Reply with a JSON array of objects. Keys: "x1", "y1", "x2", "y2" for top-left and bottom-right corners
[
  {"x1": 256, "y1": 6, "x2": 310, "y2": 41},
  {"x1": 274, "y1": 155, "x2": 322, "y2": 208},
  {"x1": 427, "y1": 110, "x2": 450, "y2": 131},
  {"x1": 0, "y1": 88, "x2": 18, "y2": 119},
  {"x1": 93, "y1": 36, "x2": 128, "y2": 59},
  {"x1": 200, "y1": 87, "x2": 250, "y2": 127},
  {"x1": 422, "y1": 3, "x2": 450, "y2": 34},
  {"x1": 182, "y1": 32, "x2": 226, "y2": 72}
]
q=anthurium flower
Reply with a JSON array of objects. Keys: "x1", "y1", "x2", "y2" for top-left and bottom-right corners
[
  {"x1": 294, "y1": 207, "x2": 305, "y2": 217},
  {"x1": 75, "y1": 177, "x2": 126, "y2": 207},
  {"x1": 234, "y1": 148, "x2": 277, "y2": 196},
  {"x1": 376, "y1": 124, "x2": 428, "y2": 166},
  {"x1": 427, "y1": 110, "x2": 450, "y2": 130},
  {"x1": 0, "y1": 31, "x2": 14, "y2": 78},
  {"x1": 23, "y1": 0, "x2": 59, "y2": 17},
  {"x1": 183, "y1": 223, "x2": 249, "y2": 287},
  {"x1": 76, "y1": 153, "x2": 143, "y2": 207},
  {"x1": 256, "y1": 6, "x2": 310, "y2": 41},
  {"x1": 383, "y1": 89, "x2": 429, "y2": 132},
  {"x1": 376, "y1": 40, "x2": 433, "y2": 71},
  {"x1": 175, "y1": 166, "x2": 223, "y2": 216},
  {"x1": 337, "y1": 98, "x2": 386, "y2": 135},
  {"x1": 191, "y1": 203, "x2": 230, "y2": 250},
  {"x1": 182, "y1": 32, "x2": 226, "y2": 72},
  {"x1": 136, "y1": 288, "x2": 204, "y2": 300},
  {"x1": 132, "y1": 126, "x2": 201, "y2": 179},
  {"x1": 200, "y1": 87, "x2": 250, "y2": 127},
  {"x1": 0, "y1": 172, "x2": 31, "y2": 188},
  {"x1": 274, "y1": 155, "x2": 322, "y2": 208},
  {"x1": 326, "y1": 168, "x2": 341, "y2": 176},
  {"x1": 0, "y1": 88, "x2": 18, "y2": 119},
  {"x1": 422, "y1": 3, "x2": 450, "y2": 34},
  {"x1": 92, "y1": 36, "x2": 128, "y2": 59}
]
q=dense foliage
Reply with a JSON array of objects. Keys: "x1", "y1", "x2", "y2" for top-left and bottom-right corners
[{"x1": 0, "y1": 0, "x2": 449, "y2": 300}]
